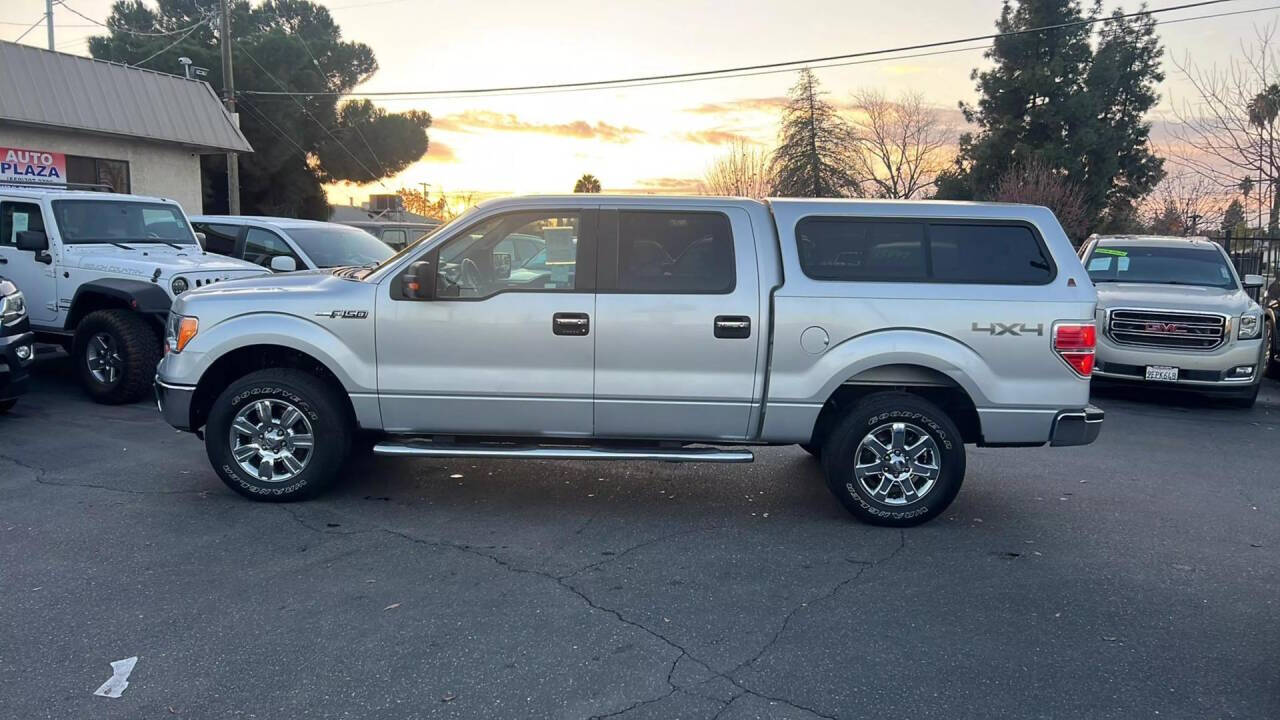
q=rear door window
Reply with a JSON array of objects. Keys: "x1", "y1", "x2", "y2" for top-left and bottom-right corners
[{"x1": 615, "y1": 211, "x2": 735, "y2": 293}]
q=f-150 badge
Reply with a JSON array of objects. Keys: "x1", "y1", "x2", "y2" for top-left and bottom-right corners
[{"x1": 315, "y1": 310, "x2": 368, "y2": 319}]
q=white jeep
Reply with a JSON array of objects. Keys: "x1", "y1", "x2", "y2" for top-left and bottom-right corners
[{"x1": 0, "y1": 185, "x2": 268, "y2": 403}]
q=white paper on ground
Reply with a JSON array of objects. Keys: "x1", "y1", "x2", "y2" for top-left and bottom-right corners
[{"x1": 93, "y1": 656, "x2": 138, "y2": 698}]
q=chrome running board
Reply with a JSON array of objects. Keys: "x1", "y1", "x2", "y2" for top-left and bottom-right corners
[{"x1": 372, "y1": 441, "x2": 754, "y2": 463}]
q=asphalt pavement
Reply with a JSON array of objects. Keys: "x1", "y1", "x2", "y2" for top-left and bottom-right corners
[{"x1": 1, "y1": 355, "x2": 1277, "y2": 719}]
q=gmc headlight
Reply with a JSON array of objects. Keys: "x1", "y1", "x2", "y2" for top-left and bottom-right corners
[
  {"x1": 0, "y1": 290, "x2": 26, "y2": 325},
  {"x1": 171, "y1": 276, "x2": 189, "y2": 295},
  {"x1": 1239, "y1": 312, "x2": 1262, "y2": 340},
  {"x1": 165, "y1": 313, "x2": 199, "y2": 353}
]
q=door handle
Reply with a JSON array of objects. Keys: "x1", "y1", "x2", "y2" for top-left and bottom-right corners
[
  {"x1": 553, "y1": 312, "x2": 590, "y2": 336},
  {"x1": 714, "y1": 315, "x2": 751, "y2": 339}
]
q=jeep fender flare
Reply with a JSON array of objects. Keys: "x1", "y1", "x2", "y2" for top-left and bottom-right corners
[
  {"x1": 184, "y1": 313, "x2": 375, "y2": 393},
  {"x1": 67, "y1": 278, "x2": 171, "y2": 328}
]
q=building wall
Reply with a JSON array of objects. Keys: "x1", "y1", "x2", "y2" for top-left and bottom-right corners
[{"x1": 0, "y1": 124, "x2": 205, "y2": 213}]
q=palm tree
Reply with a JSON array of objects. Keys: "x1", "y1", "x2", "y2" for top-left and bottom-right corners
[
  {"x1": 573, "y1": 174, "x2": 601, "y2": 193},
  {"x1": 1247, "y1": 84, "x2": 1280, "y2": 234}
]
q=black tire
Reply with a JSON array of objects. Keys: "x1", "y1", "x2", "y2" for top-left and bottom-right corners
[
  {"x1": 799, "y1": 442, "x2": 822, "y2": 459},
  {"x1": 205, "y1": 369, "x2": 351, "y2": 502},
  {"x1": 73, "y1": 309, "x2": 162, "y2": 404},
  {"x1": 821, "y1": 392, "x2": 966, "y2": 527},
  {"x1": 0, "y1": 398, "x2": 16, "y2": 414}
]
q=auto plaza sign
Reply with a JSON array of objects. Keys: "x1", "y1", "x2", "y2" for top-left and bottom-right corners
[{"x1": 0, "y1": 146, "x2": 66, "y2": 185}]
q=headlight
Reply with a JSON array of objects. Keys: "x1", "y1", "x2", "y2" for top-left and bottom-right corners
[
  {"x1": 171, "y1": 276, "x2": 189, "y2": 295},
  {"x1": 165, "y1": 313, "x2": 199, "y2": 353},
  {"x1": 0, "y1": 291, "x2": 26, "y2": 325},
  {"x1": 1239, "y1": 312, "x2": 1262, "y2": 340}
]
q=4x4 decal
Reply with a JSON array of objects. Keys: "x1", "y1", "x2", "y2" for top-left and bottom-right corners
[{"x1": 971, "y1": 322, "x2": 1045, "y2": 337}]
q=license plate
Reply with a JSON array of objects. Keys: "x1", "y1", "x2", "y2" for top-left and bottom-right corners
[{"x1": 1145, "y1": 365, "x2": 1179, "y2": 382}]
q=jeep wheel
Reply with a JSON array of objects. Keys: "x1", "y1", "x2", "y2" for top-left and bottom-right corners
[
  {"x1": 73, "y1": 310, "x2": 162, "y2": 404},
  {"x1": 822, "y1": 392, "x2": 965, "y2": 527},
  {"x1": 205, "y1": 369, "x2": 351, "y2": 502}
]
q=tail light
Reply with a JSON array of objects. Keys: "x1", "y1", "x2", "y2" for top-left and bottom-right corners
[{"x1": 1054, "y1": 322, "x2": 1096, "y2": 377}]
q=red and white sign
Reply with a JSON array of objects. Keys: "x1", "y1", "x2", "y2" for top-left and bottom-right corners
[{"x1": 0, "y1": 146, "x2": 66, "y2": 185}]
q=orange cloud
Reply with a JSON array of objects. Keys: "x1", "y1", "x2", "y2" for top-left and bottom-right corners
[
  {"x1": 681, "y1": 129, "x2": 758, "y2": 145},
  {"x1": 421, "y1": 140, "x2": 458, "y2": 163},
  {"x1": 684, "y1": 97, "x2": 787, "y2": 115},
  {"x1": 630, "y1": 177, "x2": 703, "y2": 194},
  {"x1": 433, "y1": 110, "x2": 643, "y2": 142}
]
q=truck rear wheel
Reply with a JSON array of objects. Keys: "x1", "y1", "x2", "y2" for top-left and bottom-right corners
[
  {"x1": 73, "y1": 309, "x2": 162, "y2": 404},
  {"x1": 205, "y1": 369, "x2": 351, "y2": 502},
  {"x1": 821, "y1": 392, "x2": 965, "y2": 527}
]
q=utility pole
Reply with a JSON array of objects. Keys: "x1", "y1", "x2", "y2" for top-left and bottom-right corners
[
  {"x1": 45, "y1": 0, "x2": 54, "y2": 50},
  {"x1": 219, "y1": 0, "x2": 241, "y2": 214}
]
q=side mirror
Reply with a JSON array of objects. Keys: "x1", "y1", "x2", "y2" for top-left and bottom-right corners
[
  {"x1": 194, "y1": 231, "x2": 207, "y2": 248},
  {"x1": 269, "y1": 255, "x2": 298, "y2": 273},
  {"x1": 16, "y1": 230, "x2": 48, "y2": 253},
  {"x1": 493, "y1": 252, "x2": 512, "y2": 280},
  {"x1": 1243, "y1": 273, "x2": 1264, "y2": 289},
  {"x1": 401, "y1": 260, "x2": 433, "y2": 299}
]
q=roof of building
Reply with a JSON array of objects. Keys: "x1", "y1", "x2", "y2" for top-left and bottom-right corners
[
  {"x1": 0, "y1": 41, "x2": 252, "y2": 153},
  {"x1": 328, "y1": 204, "x2": 440, "y2": 225}
]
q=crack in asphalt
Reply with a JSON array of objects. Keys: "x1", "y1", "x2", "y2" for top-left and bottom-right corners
[{"x1": 0, "y1": 452, "x2": 206, "y2": 496}]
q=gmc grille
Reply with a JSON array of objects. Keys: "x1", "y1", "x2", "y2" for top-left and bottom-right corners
[{"x1": 1106, "y1": 309, "x2": 1227, "y2": 351}]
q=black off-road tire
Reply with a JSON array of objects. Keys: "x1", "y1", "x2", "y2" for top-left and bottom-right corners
[
  {"x1": 205, "y1": 369, "x2": 351, "y2": 502},
  {"x1": 822, "y1": 392, "x2": 966, "y2": 527},
  {"x1": 73, "y1": 309, "x2": 162, "y2": 405}
]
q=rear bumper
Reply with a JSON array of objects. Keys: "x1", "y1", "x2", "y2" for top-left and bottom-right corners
[
  {"x1": 1050, "y1": 405, "x2": 1104, "y2": 447},
  {"x1": 155, "y1": 376, "x2": 195, "y2": 432},
  {"x1": 0, "y1": 330, "x2": 36, "y2": 401}
]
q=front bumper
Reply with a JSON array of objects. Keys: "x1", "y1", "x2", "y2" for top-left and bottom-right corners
[
  {"x1": 1094, "y1": 333, "x2": 1264, "y2": 390},
  {"x1": 0, "y1": 330, "x2": 36, "y2": 401},
  {"x1": 1050, "y1": 405, "x2": 1105, "y2": 447},
  {"x1": 155, "y1": 376, "x2": 196, "y2": 431}
]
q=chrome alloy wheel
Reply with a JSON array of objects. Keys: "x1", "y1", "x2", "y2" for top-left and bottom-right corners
[
  {"x1": 86, "y1": 332, "x2": 122, "y2": 385},
  {"x1": 853, "y1": 422, "x2": 942, "y2": 505},
  {"x1": 229, "y1": 399, "x2": 315, "y2": 483}
]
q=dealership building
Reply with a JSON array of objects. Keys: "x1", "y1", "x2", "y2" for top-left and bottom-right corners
[{"x1": 0, "y1": 40, "x2": 251, "y2": 212}]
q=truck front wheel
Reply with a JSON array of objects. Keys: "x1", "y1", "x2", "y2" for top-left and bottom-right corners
[
  {"x1": 74, "y1": 309, "x2": 162, "y2": 404},
  {"x1": 821, "y1": 392, "x2": 966, "y2": 527},
  {"x1": 205, "y1": 369, "x2": 351, "y2": 502}
]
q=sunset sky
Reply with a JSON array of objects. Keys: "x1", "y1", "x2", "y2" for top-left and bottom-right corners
[{"x1": 6, "y1": 0, "x2": 1280, "y2": 203}]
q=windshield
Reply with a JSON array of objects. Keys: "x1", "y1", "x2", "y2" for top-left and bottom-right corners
[
  {"x1": 286, "y1": 225, "x2": 395, "y2": 268},
  {"x1": 1085, "y1": 245, "x2": 1237, "y2": 289},
  {"x1": 51, "y1": 200, "x2": 197, "y2": 245}
]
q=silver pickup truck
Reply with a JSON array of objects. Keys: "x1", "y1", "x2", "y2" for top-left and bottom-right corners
[{"x1": 155, "y1": 196, "x2": 1103, "y2": 526}]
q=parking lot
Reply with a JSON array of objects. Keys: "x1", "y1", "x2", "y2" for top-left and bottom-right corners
[{"x1": 0, "y1": 355, "x2": 1276, "y2": 719}]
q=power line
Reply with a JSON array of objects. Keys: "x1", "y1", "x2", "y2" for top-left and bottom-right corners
[
  {"x1": 240, "y1": 0, "x2": 1243, "y2": 98},
  {"x1": 294, "y1": 32, "x2": 390, "y2": 178},
  {"x1": 131, "y1": 15, "x2": 212, "y2": 67},
  {"x1": 237, "y1": 98, "x2": 310, "y2": 158},
  {"x1": 12, "y1": 13, "x2": 47, "y2": 43}
]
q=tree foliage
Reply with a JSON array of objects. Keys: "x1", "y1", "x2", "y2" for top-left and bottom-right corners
[
  {"x1": 938, "y1": 0, "x2": 1164, "y2": 231},
  {"x1": 701, "y1": 139, "x2": 772, "y2": 198},
  {"x1": 88, "y1": 0, "x2": 431, "y2": 218},
  {"x1": 992, "y1": 159, "x2": 1091, "y2": 243},
  {"x1": 847, "y1": 90, "x2": 953, "y2": 199},
  {"x1": 770, "y1": 69, "x2": 859, "y2": 197},
  {"x1": 573, "y1": 174, "x2": 602, "y2": 193}
]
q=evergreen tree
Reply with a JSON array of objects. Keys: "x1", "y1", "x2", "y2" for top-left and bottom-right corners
[
  {"x1": 1221, "y1": 198, "x2": 1247, "y2": 235},
  {"x1": 88, "y1": 0, "x2": 431, "y2": 218},
  {"x1": 770, "y1": 69, "x2": 859, "y2": 197},
  {"x1": 937, "y1": 0, "x2": 1164, "y2": 231},
  {"x1": 573, "y1": 174, "x2": 602, "y2": 193}
]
